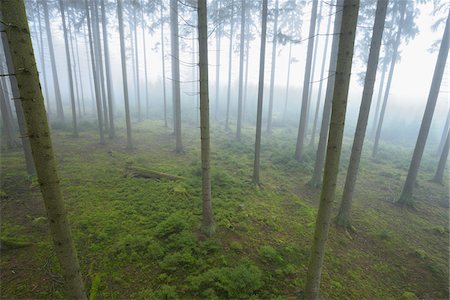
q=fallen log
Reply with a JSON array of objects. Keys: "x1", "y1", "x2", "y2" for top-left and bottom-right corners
[{"x1": 126, "y1": 165, "x2": 185, "y2": 181}]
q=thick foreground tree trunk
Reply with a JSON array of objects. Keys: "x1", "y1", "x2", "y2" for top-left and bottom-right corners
[
  {"x1": 336, "y1": 0, "x2": 388, "y2": 229},
  {"x1": 252, "y1": 0, "x2": 268, "y2": 185},
  {"x1": 197, "y1": 0, "x2": 215, "y2": 236},
  {"x1": 236, "y1": 0, "x2": 246, "y2": 141},
  {"x1": 397, "y1": 10, "x2": 449, "y2": 207},
  {"x1": 304, "y1": 1, "x2": 359, "y2": 298},
  {"x1": 1, "y1": 1, "x2": 86, "y2": 298}
]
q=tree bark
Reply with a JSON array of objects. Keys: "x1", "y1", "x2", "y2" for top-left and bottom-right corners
[
  {"x1": 141, "y1": 3, "x2": 149, "y2": 119},
  {"x1": 252, "y1": 0, "x2": 268, "y2": 185},
  {"x1": 160, "y1": 0, "x2": 168, "y2": 127},
  {"x1": 83, "y1": 23, "x2": 96, "y2": 114},
  {"x1": 225, "y1": 1, "x2": 234, "y2": 130},
  {"x1": 235, "y1": 0, "x2": 246, "y2": 141},
  {"x1": 117, "y1": 0, "x2": 133, "y2": 149},
  {"x1": 336, "y1": 0, "x2": 389, "y2": 229},
  {"x1": 133, "y1": 3, "x2": 142, "y2": 123},
  {"x1": 283, "y1": 42, "x2": 292, "y2": 122},
  {"x1": 198, "y1": 0, "x2": 215, "y2": 236},
  {"x1": 68, "y1": 24, "x2": 81, "y2": 121},
  {"x1": 0, "y1": 78, "x2": 16, "y2": 148},
  {"x1": 372, "y1": 1, "x2": 407, "y2": 157},
  {"x1": 397, "y1": 10, "x2": 449, "y2": 207},
  {"x1": 309, "y1": 0, "x2": 343, "y2": 187},
  {"x1": 370, "y1": 60, "x2": 387, "y2": 138},
  {"x1": 214, "y1": 0, "x2": 222, "y2": 120},
  {"x1": 59, "y1": 0, "x2": 78, "y2": 137},
  {"x1": 242, "y1": 23, "x2": 250, "y2": 123},
  {"x1": 437, "y1": 110, "x2": 450, "y2": 155},
  {"x1": 74, "y1": 25, "x2": 86, "y2": 116},
  {"x1": 433, "y1": 129, "x2": 449, "y2": 184},
  {"x1": 304, "y1": 1, "x2": 359, "y2": 298},
  {"x1": 295, "y1": 0, "x2": 318, "y2": 160},
  {"x1": 36, "y1": 1, "x2": 51, "y2": 116},
  {"x1": 1, "y1": 1, "x2": 86, "y2": 297},
  {"x1": 266, "y1": 0, "x2": 279, "y2": 133},
  {"x1": 170, "y1": 0, "x2": 183, "y2": 153}
]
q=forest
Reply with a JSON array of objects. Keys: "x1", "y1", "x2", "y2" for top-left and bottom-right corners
[{"x1": 0, "y1": 0, "x2": 449, "y2": 299}]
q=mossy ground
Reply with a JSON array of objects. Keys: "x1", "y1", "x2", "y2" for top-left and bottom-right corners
[{"x1": 1, "y1": 119, "x2": 448, "y2": 299}]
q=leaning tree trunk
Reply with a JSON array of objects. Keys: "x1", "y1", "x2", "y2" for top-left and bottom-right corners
[
  {"x1": 310, "y1": 0, "x2": 333, "y2": 147},
  {"x1": 372, "y1": 1, "x2": 407, "y2": 156},
  {"x1": 85, "y1": 0, "x2": 105, "y2": 144},
  {"x1": 214, "y1": 0, "x2": 222, "y2": 120},
  {"x1": 197, "y1": 0, "x2": 215, "y2": 236},
  {"x1": 170, "y1": 0, "x2": 183, "y2": 153},
  {"x1": 295, "y1": 0, "x2": 318, "y2": 161},
  {"x1": 117, "y1": 0, "x2": 133, "y2": 149},
  {"x1": 59, "y1": 0, "x2": 78, "y2": 137},
  {"x1": 370, "y1": 59, "x2": 387, "y2": 138},
  {"x1": 336, "y1": 0, "x2": 389, "y2": 230},
  {"x1": 236, "y1": 0, "x2": 246, "y2": 141},
  {"x1": 397, "y1": 10, "x2": 450, "y2": 207},
  {"x1": 101, "y1": 0, "x2": 115, "y2": 138},
  {"x1": 1, "y1": 1, "x2": 86, "y2": 298},
  {"x1": 160, "y1": 0, "x2": 168, "y2": 127},
  {"x1": 266, "y1": 0, "x2": 279, "y2": 133},
  {"x1": 304, "y1": 1, "x2": 359, "y2": 298},
  {"x1": 42, "y1": 0, "x2": 64, "y2": 122},
  {"x1": 309, "y1": 0, "x2": 343, "y2": 187},
  {"x1": 437, "y1": 110, "x2": 450, "y2": 155},
  {"x1": 433, "y1": 129, "x2": 449, "y2": 184},
  {"x1": 252, "y1": 0, "x2": 268, "y2": 185},
  {"x1": 225, "y1": 1, "x2": 234, "y2": 130}
]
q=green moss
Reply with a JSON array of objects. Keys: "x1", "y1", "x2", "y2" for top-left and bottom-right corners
[
  {"x1": 89, "y1": 273, "x2": 102, "y2": 300},
  {"x1": 258, "y1": 245, "x2": 284, "y2": 266},
  {"x1": 400, "y1": 291, "x2": 418, "y2": 300}
]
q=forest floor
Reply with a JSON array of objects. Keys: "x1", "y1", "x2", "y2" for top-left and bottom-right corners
[{"x1": 0, "y1": 120, "x2": 448, "y2": 299}]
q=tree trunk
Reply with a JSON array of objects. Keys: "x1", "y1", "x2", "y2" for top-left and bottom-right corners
[
  {"x1": 397, "y1": 10, "x2": 449, "y2": 207},
  {"x1": 214, "y1": 0, "x2": 222, "y2": 120},
  {"x1": 160, "y1": 0, "x2": 168, "y2": 127},
  {"x1": 304, "y1": 1, "x2": 359, "y2": 298},
  {"x1": 0, "y1": 78, "x2": 16, "y2": 148},
  {"x1": 101, "y1": 0, "x2": 115, "y2": 138},
  {"x1": 225, "y1": 1, "x2": 234, "y2": 130},
  {"x1": 74, "y1": 27, "x2": 86, "y2": 116},
  {"x1": 59, "y1": 0, "x2": 78, "y2": 137},
  {"x1": 242, "y1": 23, "x2": 250, "y2": 123},
  {"x1": 309, "y1": 0, "x2": 343, "y2": 187},
  {"x1": 283, "y1": 42, "x2": 292, "y2": 122},
  {"x1": 252, "y1": 0, "x2": 268, "y2": 185},
  {"x1": 266, "y1": 0, "x2": 279, "y2": 133},
  {"x1": 141, "y1": 4, "x2": 149, "y2": 119},
  {"x1": 197, "y1": 0, "x2": 215, "y2": 236},
  {"x1": 336, "y1": 0, "x2": 389, "y2": 229},
  {"x1": 310, "y1": 0, "x2": 333, "y2": 147},
  {"x1": 85, "y1": 0, "x2": 105, "y2": 144},
  {"x1": 295, "y1": 0, "x2": 318, "y2": 160},
  {"x1": 42, "y1": 0, "x2": 64, "y2": 122},
  {"x1": 235, "y1": 0, "x2": 246, "y2": 141},
  {"x1": 68, "y1": 24, "x2": 81, "y2": 121},
  {"x1": 370, "y1": 60, "x2": 387, "y2": 138},
  {"x1": 170, "y1": 0, "x2": 183, "y2": 153},
  {"x1": 372, "y1": 1, "x2": 407, "y2": 157},
  {"x1": 437, "y1": 110, "x2": 450, "y2": 155},
  {"x1": 1, "y1": 1, "x2": 86, "y2": 297},
  {"x1": 433, "y1": 129, "x2": 449, "y2": 184},
  {"x1": 117, "y1": 0, "x2": 133, "y2": 149},
  {"x1": 133, "y1": 4, "x2": 142, "y2": 122},
  {"x1": 36, "y1": 1, "x2": 51, "y2": 116},
  {"x1": 83, "y1": 23, "x2": 96, "y2": 114}
]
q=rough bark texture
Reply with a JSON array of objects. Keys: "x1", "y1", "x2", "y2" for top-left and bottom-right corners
[
  {"x1": 235, "y1": 0, "x2": 246, "y2": 141},
  {"x1": 336, "y1": 0, "x2": 388, "y2": 229},
  {"x1": 372, "y1": 1, "x2": 407, "y2": 156},
  {"x1": 170, "y1": 0, "x2": 183, "y2": 153},
  {"x1": 266, "y1": 0, "x2": 278, "y2": 133},
  {"x1": 59, "y1": 0, "x2": 78, "y2": 137},
  {"x1": 1, "y1": 1, "x2": 86, "y2": 298},
  {"x1": 225, "y1": 1, "x2": 234, "y2": 130},
  {"x1": 397, "y1": 10, "x2": 449, "y2": 207},
  {"x1": 160, "y1": 0, "x2": 168, "y2": 127},
  {"x1": 304, "y1": 1, "x2": 359, "y2": 298},
  {"x1": 433, "y1": 130, "x2": 449, "y2": 184},
  {"x1": 197, "y1": 0, "x2": 215, "y2": 236},
  {"x1": 295, "y1": 0, "x2": 318, "y2": 160},
  {"x1": 309, "y1": 0, "x2": 344, "y2": 187},
  {"x1": 117, "y1": 0, "x2": 133, "y2": 149}
]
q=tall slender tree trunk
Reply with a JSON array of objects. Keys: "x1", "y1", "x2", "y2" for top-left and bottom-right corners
[
  {"x1": 242, "y1": 25, "x2": 250, "y2": 122},
  {"x1": 160, "y1": 0, "x2": 168, "y2": 127},
  {"x1": 252, "y1": 0, "x2": 268, "y2": 185},
  {"x1": 433, "y1": 130, "x2": 449, "y2": 184},
  {"x1": 0, "y1": 79, "x2": 16, "y2": 148},
  {"x1": 133, "y1": 4, "x2": 142, "y2": 122},
  {"x1": 68, "y1": 24, "x2": 81, "y2": 121},
  {"x1": 117, "y1": 0, "x2": 133, "y2": 149},
  {"x1": 295, "y1": 0, "x2": 318, "y2": 160},
  {"x1": 372, "y1": 1, "x2": 407, "y2": 156},
  {"x1": 283, "y1": 42, "x2": 292, "y2": 122},
  {"x1": 74, "y1": 28, "x2": 86, "y2": 116},
  {"x1": 236, "y1": 0, "x2": 246, "y2": 141},
  {"x1": 83, "y1": 23, "x2": 95, "y2": 114},
  {"x1": 141, "y1": 4, "x2": 149, "y2": 119},
  {"x1": 85, "y1": 0, "x2": 104, "y2": 144},
  {"x1": 1, "y1": 2, "x2": 86, "y2": 297},
  {"x1": 198, "y1": 0, "x2": 215, "y2": 236},
  {"x1": 170, "y1": 0, "x2": 183, "y2": 153},
  {"x1": 59, "y1": 0, "x2": 78, "y2": 137},
  {"x1": 309, "y1": 0, "x2": 343, "y2": 187},
  {"x1": 266, "y1": 0, "x2": 279, "y2": 133},
  {"x1": 225, "y1": 1, "x2": 234, "y2": 130},
  {"x1": 304, "y1": 1, "x2": 359, "y2": 298},
  {"x1": 214, "y1": 0, "x2": 222, "y2": 120},
  {"x1": 370, "y1": 59, "x2": 387, "y2": 138},
  {"x1": 437, "y1": 110, "x2": 450, "y2": 155},
  {"x1": 36, "y1": 1, "x2": 51, "y2": 116},
  {"x1": 192, "y1": 31, "x2": 199, "y2": 126},
  {"x1": 336, "y1": 0, "x2": 389, "y2": 229},
  {"x1": 100, "y1": 0, "x2": 115, "y2": 137},
  {"x1": 397, "y1": 10, "x2": 449, "y2": 207},
  {"x1": 42, "y1": 0, "x2": 64, "y2": 122},
  {"x1": 310, "y1": 0, "x2": 333, "y2": 147}
]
